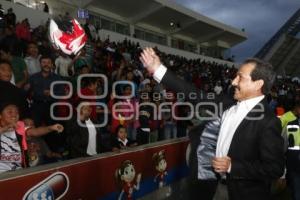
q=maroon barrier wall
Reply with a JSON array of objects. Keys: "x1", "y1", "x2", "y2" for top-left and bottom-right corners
[{"x1": 0, "y1": 138, "x2": 189, "y2": 200}]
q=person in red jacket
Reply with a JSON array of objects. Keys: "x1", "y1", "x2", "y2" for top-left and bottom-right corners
[{"x1": 15, "y1": 18, "x2": 31, "y2": 42}]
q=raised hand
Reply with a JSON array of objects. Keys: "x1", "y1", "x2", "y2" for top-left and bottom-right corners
[
  {"x1": 136, "y1": 173, "x2": 142, "y2": 183},
  {"x1": 50, "y1": 124, "x2": 64, "y2": 133},
  {"x1": 135, "y1": 173, "x2": 142, "y2": 190},
  {"x1": 139, "y1": 47, "x2": 161, "y2": 74}
]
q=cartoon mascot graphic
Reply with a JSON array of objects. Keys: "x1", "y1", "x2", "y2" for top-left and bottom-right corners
[
  {"x1": 115, "y1": 160, "x2": 142, "y2": 200},
  {"x1": 153, "y1": 150, "x2": 168, "y2": 188}
]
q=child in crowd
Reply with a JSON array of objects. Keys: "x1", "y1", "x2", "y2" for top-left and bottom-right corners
[
  {"x1": 111, "y1": 125, "x2": 137, "y2": 152},
  {"x1": 23, "y1": 118, "x2": 62, "y2": 167}
]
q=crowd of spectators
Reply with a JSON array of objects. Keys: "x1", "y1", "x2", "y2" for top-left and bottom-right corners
[{"x1": 0, "y1": 7, "x2": 299, "y2": 174}]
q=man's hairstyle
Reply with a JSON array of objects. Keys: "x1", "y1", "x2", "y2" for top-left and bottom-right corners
[
  {"x1": 39, "y1": 54, "x2": 53, "y2": 63},
  {"x1": 82, "y1": 77, "x2": 98, "y2": 88},
  {"x1": 0, "y1": 102, "x2": 18, "y2": 113},
  {"x1": 79, "y1": 64, "x2": 89, "y2": 71},
  {"x1": 116, "y1": 125, "x2": 126, "y2": 135},
  {"x1": 245, "y1": 58, "x2": 276, "y2": 95},
  {"x1": 26, "y1": 42, "x2": 38, "y2": 49},
  {"x1": 0, "y1": 44, "x2": 12, "y2": 54},
  {"x1": 0, "y1": 59, "x2": 12, "y2": 68}
]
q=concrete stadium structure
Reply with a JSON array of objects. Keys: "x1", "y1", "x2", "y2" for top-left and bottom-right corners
[
  {"x1": 4, "y1": 0, "x2": 247, "y2": 65},
  {"x1": 256, "y1": 8, "x2": 300, "y2": 76}
]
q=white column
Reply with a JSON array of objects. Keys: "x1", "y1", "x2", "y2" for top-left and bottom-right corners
[
  {"x1": 167, "y1": 36, "x2": 172, "y2": 47},
  {"x1": 130, "y1": 24, "x2": 135, "y2": 37}
]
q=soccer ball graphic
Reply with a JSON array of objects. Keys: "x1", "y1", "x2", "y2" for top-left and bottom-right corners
[{"x1": 49, "y1": 19, "x2": 87, "y2": 55}]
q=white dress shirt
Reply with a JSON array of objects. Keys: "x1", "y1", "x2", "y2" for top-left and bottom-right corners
[
  {"x1": 24, "y1": 56, "x2": 41, "y2": 76},
  {"x1": 152, "y1": 64, "x2": 265, "y2": 162},
  {"x1": 85, "y1": 119, "x2": 97, "y2": 156},
  {"x1": 153, "y1": 64, "x2": 167, "y2": 83},
  {"x1": 55, "y1": 56, "x2": 72, "y2": 77},
  {"x1": 216, "y1": 95, "x2": 265, "y2": 158},
  {"x1": 118, "y1": 138, "x2": 128, "y2": 146}
]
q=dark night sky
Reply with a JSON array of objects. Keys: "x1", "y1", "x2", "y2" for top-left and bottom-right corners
[{"x1": 173, "y1": 0, "x2": 300, "y2": 62}]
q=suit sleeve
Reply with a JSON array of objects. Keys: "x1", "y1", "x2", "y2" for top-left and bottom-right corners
[
  {"x1": 230, "y1": 117, "x2": 285, "y2": 180},
  {"x1": 160, "y1": 69, "x2": 205, "y2": 105},
  {"x1": 156, "y1": 65, "x2": 235, "y2": 112}
]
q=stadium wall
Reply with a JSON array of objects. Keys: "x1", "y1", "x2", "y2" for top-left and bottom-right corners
[
  {"x1": 0, "y1": 138, "x2": 189, "y2": 200},
  {"x1": 1, "y1": 0, "x2": 50, "y2": 28}
]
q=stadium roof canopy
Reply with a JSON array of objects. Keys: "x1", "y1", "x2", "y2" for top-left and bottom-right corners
[
  {"x1": 256, "y1": 8, "x2": 300, "y2": 76},
  {"x1": 61, "y1": 0, "x2": 247, "y2": 48}
]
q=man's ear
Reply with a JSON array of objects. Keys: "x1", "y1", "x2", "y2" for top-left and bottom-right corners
[{"x1": 255, "y1": 80, "x2": 264, "y2": 91}]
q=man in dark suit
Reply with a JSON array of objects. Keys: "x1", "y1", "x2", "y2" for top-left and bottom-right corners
[
  {"x1": 65, "y1": 102, "x2": 109, "y2": 158},
  {"x1": 140, "y1": 48, "x2": 285, "y2": 200}
]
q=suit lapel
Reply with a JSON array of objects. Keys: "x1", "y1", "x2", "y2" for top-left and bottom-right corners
[{"x1": 227, "y1": 98, "x2": 268, "y2": 156}]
